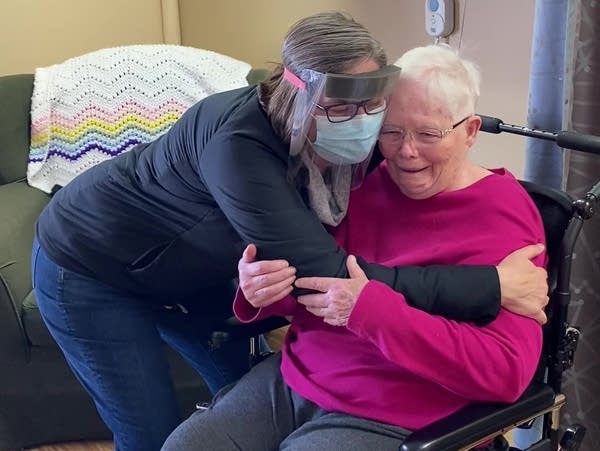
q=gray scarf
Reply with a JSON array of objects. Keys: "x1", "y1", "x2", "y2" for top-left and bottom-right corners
[{"x1": 300, "y1": 152, "x2": 351, "y2": 226}]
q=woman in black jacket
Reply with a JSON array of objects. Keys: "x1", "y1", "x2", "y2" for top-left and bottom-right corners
[{"x1": 32, "y1": 11, "x2": 547, "y2": 451}]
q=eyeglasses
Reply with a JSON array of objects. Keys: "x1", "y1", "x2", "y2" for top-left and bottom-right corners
[
  {"x1": 379, "y1": 116, "x2": 471, "y2": 146},
  {"x1": 314, "y1": 98, "x2": 388, "y2": 123}
]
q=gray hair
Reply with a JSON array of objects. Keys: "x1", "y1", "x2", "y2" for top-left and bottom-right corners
[
  {"x1": 394, "y1": 45, "x2": 481, "y2": 120},
  {"x1": 259, "y1": 11, "x2": 387, "y2": 143}
]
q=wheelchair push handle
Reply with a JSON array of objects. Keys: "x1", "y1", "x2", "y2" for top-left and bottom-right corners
[
  {"x1": 572, "y1": 179, "x2": 600, "y2": 220},
  {"x1": 478, "y1": 114, "x2": 600, "y2": 155},
  {"x1": 557, "y1": 130, "x2": 600, "y2": 155}
]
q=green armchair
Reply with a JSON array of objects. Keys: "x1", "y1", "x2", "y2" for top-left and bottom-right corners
[{"x1": 0, "y1": 72, "x2": 220, "y2": 450}]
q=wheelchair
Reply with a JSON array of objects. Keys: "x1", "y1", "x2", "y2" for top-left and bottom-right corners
[{"x1": 210, "y1": 116, "x2": 600, "y2": 451}]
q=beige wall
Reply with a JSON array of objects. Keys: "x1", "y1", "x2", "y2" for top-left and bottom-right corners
[
  {"x1": 179, "y1": 0, "x2": 349, "y2": 68},
  {"x1": 454, "y1": 0, "x2": 534, "y2": 176},
  {"x1": 1, "y1": 0, "x2": 535, "y2": 175},
  {"x1": 180, "y1": 0, "x2": 535, "y2": 176},
  {"x1": 0, "y1": 0, "x2": 166, "y2": 76}
]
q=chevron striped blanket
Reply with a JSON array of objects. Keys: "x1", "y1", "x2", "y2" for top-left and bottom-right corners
[{"x1": 27, "y1": 45, "x2": 251, "y2": 193}]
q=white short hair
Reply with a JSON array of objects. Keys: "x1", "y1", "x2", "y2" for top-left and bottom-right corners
[{"x1": 394, "y1": 44, "x2": 481, "y2": 120}]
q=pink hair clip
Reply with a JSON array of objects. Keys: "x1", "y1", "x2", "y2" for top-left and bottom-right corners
[{"x1": 283, "y1": 67, "x2": 306, "y2": 90}]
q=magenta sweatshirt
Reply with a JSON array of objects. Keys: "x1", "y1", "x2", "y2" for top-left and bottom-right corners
[{"x1": 234, "y1": 165, "x2": 545, "y2": 430}]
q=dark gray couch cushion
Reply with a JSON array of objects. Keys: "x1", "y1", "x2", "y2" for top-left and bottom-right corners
[
  {"x1": 21, "y1": 290, "x2": 56, "y2": 347},
  {"x1": 0, "y1": 181, "x2": 48, "y2": 301},
  {"x1": 247, "y1": 68, "x2": 269, "y2": 85},
  {"x1": 0, "y1": 180, "x2": 49, "y2": 361},
  {"x1": 0, "y1": 74, "x2": 34, "y2": 185}
]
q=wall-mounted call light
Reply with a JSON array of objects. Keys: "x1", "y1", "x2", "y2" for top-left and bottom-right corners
[{"x1": 425, "y1": 0, "x2": 455, "y2": 38}]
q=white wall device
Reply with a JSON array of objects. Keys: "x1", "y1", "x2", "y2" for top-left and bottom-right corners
[{"x1": 425, "y1": 0, "x2": 455, "y2": 38}]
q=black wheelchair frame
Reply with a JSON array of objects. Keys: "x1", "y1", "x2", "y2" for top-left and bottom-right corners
[{"x1": 211, "y1": 117, "x2": 600, "y2": 451}]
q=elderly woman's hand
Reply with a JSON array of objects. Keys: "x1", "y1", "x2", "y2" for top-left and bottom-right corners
[
  {"x1": 497, "y1": 244, "x2": 549, "y2": 324},
  {"x1": 295, "y1": 255, "x2": 368, "y2": 326},
  {"x1": 238, "y1": 244, "x2": 296, "y2": 308}
]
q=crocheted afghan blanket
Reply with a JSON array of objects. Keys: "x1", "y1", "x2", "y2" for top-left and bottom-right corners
[{"x1": 28, "y1": 45, "x2": 251, "y2": 193}]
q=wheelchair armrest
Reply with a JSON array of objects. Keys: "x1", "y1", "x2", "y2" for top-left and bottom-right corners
[
  {"x1": 210, "y1": 316, "x2": 289, "y2": 349},
  {"x1": 400, "y1": 382, "x2": 555, "y2": 451}
]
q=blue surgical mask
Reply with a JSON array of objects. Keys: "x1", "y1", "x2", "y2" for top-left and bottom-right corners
[{"x1": 313, "y1": 113, "x2": 384, "y2": 165}]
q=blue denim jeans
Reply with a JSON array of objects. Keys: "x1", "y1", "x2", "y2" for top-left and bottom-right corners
[{"x1": 32, "y1": 238, "x2": 249, "y2": 451}]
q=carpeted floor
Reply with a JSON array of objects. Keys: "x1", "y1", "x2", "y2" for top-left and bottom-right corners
[{"x1": 27, "y1": 442, "x2": 113, "y2": 451}]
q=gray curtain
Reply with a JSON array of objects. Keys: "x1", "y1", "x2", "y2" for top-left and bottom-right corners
[
  {"x1": 561, "y1": 1, "x2": 600, "y2": 450},
  {"x1": 523, "y1": 0, "x2": 567, "y2": 189},
  {"x1": 515, "y1": 2, "x2": 569, "y2": 447},
  {"x1": 519, "y1": 1, "x2": 599, "y2": 450}
]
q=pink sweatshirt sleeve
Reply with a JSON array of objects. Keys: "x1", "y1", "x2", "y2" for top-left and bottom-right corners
[
  {"x1": 347, "y1": 280, "x2": 542, "y2": 403},
  {"x1": 233, "y1": 289, "x2": 299, "y2": 323}
]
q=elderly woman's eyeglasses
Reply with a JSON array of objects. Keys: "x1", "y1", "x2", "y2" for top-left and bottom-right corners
[
  {"x1": 314, "y1": 98, "x2": 388, "y2": 123},
  {"x1": 379, "y1": 116, "x2": 471, "y2": 146}
]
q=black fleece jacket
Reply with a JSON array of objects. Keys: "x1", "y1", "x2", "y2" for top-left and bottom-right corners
[{"x1": 37, "y1": 86, "x2": 500, "y2": 324}]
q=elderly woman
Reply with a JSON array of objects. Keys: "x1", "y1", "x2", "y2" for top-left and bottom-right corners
[
  {"x1": 164, "y1": 46, "x2": 544, "y2": 451},
  {"x1": 162, "y1": 45, "x2": 546, "y2": 451}
]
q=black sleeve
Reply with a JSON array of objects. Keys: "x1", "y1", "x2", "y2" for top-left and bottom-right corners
[
  {"x1": 200, "y1": 136, "x2": 500, "y2": 325},
  {"x1": 357, "y1": 260, "x2": 500, "y2": 325}
]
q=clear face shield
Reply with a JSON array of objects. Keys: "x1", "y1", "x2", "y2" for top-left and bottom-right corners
[{"x1": 284, "y1": 65, "x2": 400, "y2": 225}]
